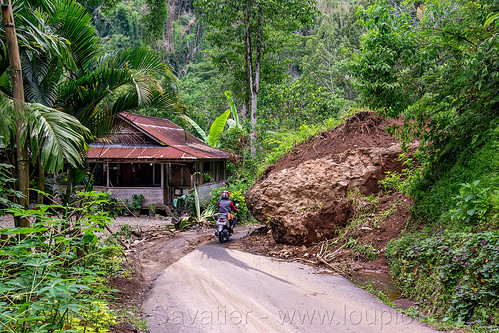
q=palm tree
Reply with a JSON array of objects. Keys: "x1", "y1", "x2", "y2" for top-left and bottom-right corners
[{"x1": 0, "y1": 0, "x2": 183, "y2": 211}]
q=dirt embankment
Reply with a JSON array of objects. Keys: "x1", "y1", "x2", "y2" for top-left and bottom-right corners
[
  {"x1": 244, "y1": 111, "x2": 412, "y2": 271},
  {"x1": 261, "y1": 111, "x2": 404, "y2": 179},
  {"x1": 246, "y1": 111, "x2": 408, "y2": 245}
]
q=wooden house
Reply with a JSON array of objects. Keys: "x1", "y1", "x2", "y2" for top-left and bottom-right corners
[{"x1": 87, "y1": 112, "x2": 230, "y2": 208}]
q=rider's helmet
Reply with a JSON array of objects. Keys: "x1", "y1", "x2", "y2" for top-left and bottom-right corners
[{"x1": 221, "y1": 190, "x2": 230, "y2": 199}]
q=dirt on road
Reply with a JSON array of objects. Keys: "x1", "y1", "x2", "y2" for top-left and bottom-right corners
[
  {"x1": 108, "y1": 210, "x2": 418, "y2": 332},
  {"x1": 101, "y1": 217, "x2": 216, "y2": 332},
  {"x1": 234, "y1": 192, "x2": 412, "y2": 274},
  {"x1": 141, "y1": 238, "x2": 437, "y2": 333}
]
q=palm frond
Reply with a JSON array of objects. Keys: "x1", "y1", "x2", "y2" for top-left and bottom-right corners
[
  {"x1": 48, "y1": 0, "x2": 98, "y2": 71},
  {"x1": 0, "y1": 73, "x2": 11, "y2": 97},
  {"x1": 22, "y1": 53, "x2": 62, "y2": 105},
  {"x1": 23, "y1": 103, "x2": 91, "y2": 173},
  {"x1": 60, "y1": 47, "x2": 184, "y2": 139},
  {"x1": 0, "y1": 95, "x2": 16, "y2": 146}
]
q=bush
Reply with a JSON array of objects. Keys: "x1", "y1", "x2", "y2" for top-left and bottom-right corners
[
  {"x1": 410, "y1": 132, "x2": 498, "y2": 229},
  {"x1": 208, "y1": 183, "x2": 251, "y2": 223},
  {"x1": 0, "y1": 192, "x2": 122, "y2": 332},
  {"x1": 450, "y1": 180, "x2": 493, "y2": 227},
  {"x1": 386, "y1": 231, "x2": 499, "y2": 328}
]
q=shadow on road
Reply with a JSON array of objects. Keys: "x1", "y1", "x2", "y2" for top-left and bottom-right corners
[{"x1": 198, "y1": 241, "x2": 291, "y2": 285}]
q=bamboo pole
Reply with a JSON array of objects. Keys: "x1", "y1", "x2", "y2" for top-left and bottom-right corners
[{"x1": 1, "y1": 0, "x2": 29, "y2": 227}]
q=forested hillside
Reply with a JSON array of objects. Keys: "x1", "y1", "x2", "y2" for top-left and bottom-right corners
[
  {"x1": 91, "y1": 0, "x2": 367, "y2": 162},
  {"x1": 94, "y1": 1, "x2": 498, "y2": 329}
]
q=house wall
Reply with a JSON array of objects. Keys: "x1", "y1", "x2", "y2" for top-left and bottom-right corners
[
  {"x1": 193, "y1": 160, "x2": 226, "y2": 184},
  {"x1": 93, "y1": 186, "x2": 165, "y2": 208},
  {"x1": 93, "y1": 183, "x2": 223, "y2": 207},
  {"x1": 198, "y1": 181, "x2": 225, "y2": 200},
  {"x1": 90, "y1": 160, "x2": 227, "y2": 206}
]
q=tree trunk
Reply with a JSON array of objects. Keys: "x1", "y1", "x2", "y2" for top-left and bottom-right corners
[
  {"x1": 243, "y1": 33, "x2": 250, "y2": 121},
  {"x1": 2, "y1": 0, "x2": 29, "y2": 227},
  {"x1": 338, "y1": 0, "x2": 343, "y2": 29},
  {"x1": 247, "y1": 5, "x2": 263, "y2": 159},
  {"x1": 37, "y1": 161, "x2": 45, "y2": 205},
  {"x1": 245, "y1": 5, "x2": 255, "y2": 158}
]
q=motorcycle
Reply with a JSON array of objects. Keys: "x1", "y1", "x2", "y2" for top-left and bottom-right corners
[
  {"x1": 215, "y1": 216, "x2": 232, "y2": 243},
  {"x1": 215, "y1": 203, "x2": 239, "y2": 243}
]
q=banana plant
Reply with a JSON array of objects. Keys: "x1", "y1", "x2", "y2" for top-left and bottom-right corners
[
  {"x1": 183, "y1": 91, "x2": 241, "y2": 147},
  {"x1": 225, "y1": 91, "x2": 242, "y2": 130},
  {"x1": 183, "y1": 109, "x2": 231, "y2": 147}
]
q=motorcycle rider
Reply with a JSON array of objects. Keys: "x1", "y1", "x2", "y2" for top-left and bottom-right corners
[{"x1": 217, "y1": 190, "x2": 238, "y2": 233}]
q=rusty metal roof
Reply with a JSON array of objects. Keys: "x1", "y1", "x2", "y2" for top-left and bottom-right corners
[{"x1": 87, "y1": 113, "x2": 230, "y2": 161}]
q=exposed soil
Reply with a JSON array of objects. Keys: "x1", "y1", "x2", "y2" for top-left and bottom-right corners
[
  {"x1": 261, "y1": 111, "x2": 404, "y2": 180},
  {"x1": 232, "y1": 192, "x2": 412, "y2": 274},
  {"x1": 246, "y1": 111, "x2": 410, "y2": 245}
]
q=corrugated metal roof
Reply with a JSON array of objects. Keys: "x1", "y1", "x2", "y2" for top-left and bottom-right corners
[
  {"x1": 87, "y1": 113, "x2": 231, "y2": 161},
  {"x1": 87, "y1": 146, "x2": 197, "y2": 160}
]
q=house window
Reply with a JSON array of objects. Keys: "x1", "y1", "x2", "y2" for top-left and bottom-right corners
[
  {"x1": 153, "y1": 164, "x2": 161, "y2": 185},
  {"x1": 90, "y1": 163, "x2": 105, "y2": 186},
  {"x1": 203, "y1": 162, "x2": 210, "y2": 174}
]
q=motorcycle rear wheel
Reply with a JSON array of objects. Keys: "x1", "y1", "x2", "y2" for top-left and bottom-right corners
[{"x1": 220, "y1": 229, "x2": 230, "y2": 243}]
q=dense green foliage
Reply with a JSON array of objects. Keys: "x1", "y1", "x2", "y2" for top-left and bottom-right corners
[
  {"x1": 413, "y1": 133, "x2": 498, "y2": 228},
  {"x1": 353, "y1": 0, "x2": 498, "y2": 328},
  {"x1": 354, "y1": 0, "x2": 499, "y2": 224},
  {"x1": 208, "y1": 184, "x2": 251, "y2": 223},
  {"x1": 0, "y1": 164, "x2": 22, "y2": 209},
  {"x1": 0, "y1": 0, "x2": 497, "y2": 330},
  {"x1": 0, "y1": 192, "x2": 122, "y2": 332},
  {"x1": 0, "y1": 0, "x2": 183, "y2": 209},
  {"x1": 387, "y1": 231, "x2": 499, "y2": 328},
  {"x1": 91, "y1": 1, "x2": 368, "y2": 170},
  {"x1": 353, "y1": 0, "x2": 499, "y2": 213}
]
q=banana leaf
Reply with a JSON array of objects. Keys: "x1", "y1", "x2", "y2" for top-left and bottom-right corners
[
  {"x1": 208, "y1": 109, "x2": 230, "y2": 147},
  {"x1": 182, "y1": 115, "x2": 208, "y2": 144}
]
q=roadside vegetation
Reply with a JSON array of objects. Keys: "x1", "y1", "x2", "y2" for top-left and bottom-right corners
[
  {"x1": 352, "y1": 0, "x2": 498, "y2": 329},
  {"x1": 0, "y1": 162, "x2": 124, "y2": 331}
]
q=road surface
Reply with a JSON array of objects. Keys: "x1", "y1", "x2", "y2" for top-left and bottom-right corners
[{"x1": 141, "y1": 234, "x2": 436, "y2": 333}]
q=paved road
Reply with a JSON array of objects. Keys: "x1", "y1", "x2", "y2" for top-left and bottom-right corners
[{"x1": 142, "y1": 234, "x2": 437, "y2": 333}]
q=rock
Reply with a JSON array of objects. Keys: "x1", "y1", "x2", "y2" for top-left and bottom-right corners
[
  {"x1": 246, "y1": 145, "x2": 403, "y2": 245},
  {"x1": 246, "y1": 112, "x2": 411, "y2": 246}
]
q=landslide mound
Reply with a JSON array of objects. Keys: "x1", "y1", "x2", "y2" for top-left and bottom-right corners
[
  {"x1": 261, "y1": 111, "x2": 403, "y2": 180},
  {"x1": 246, "y1": 111, "x2": 406, "y2": 245}
]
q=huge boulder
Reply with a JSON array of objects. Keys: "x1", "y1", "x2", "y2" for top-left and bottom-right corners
[{"x1": 246, "y1": 112, "x2": 407, "y2": 245}]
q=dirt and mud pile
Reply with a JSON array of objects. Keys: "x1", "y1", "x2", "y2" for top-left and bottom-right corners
[{"x1": 246, "y1": 111, "x2": 406, "y2": 245}]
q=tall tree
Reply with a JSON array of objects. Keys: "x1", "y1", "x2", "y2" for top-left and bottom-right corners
[
  {"x1": 1, "y1": 0, "x2": 28, "y2": 226},
  {"x1": 195, "y1": 0, "x2": 319, "y2": 157}
]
